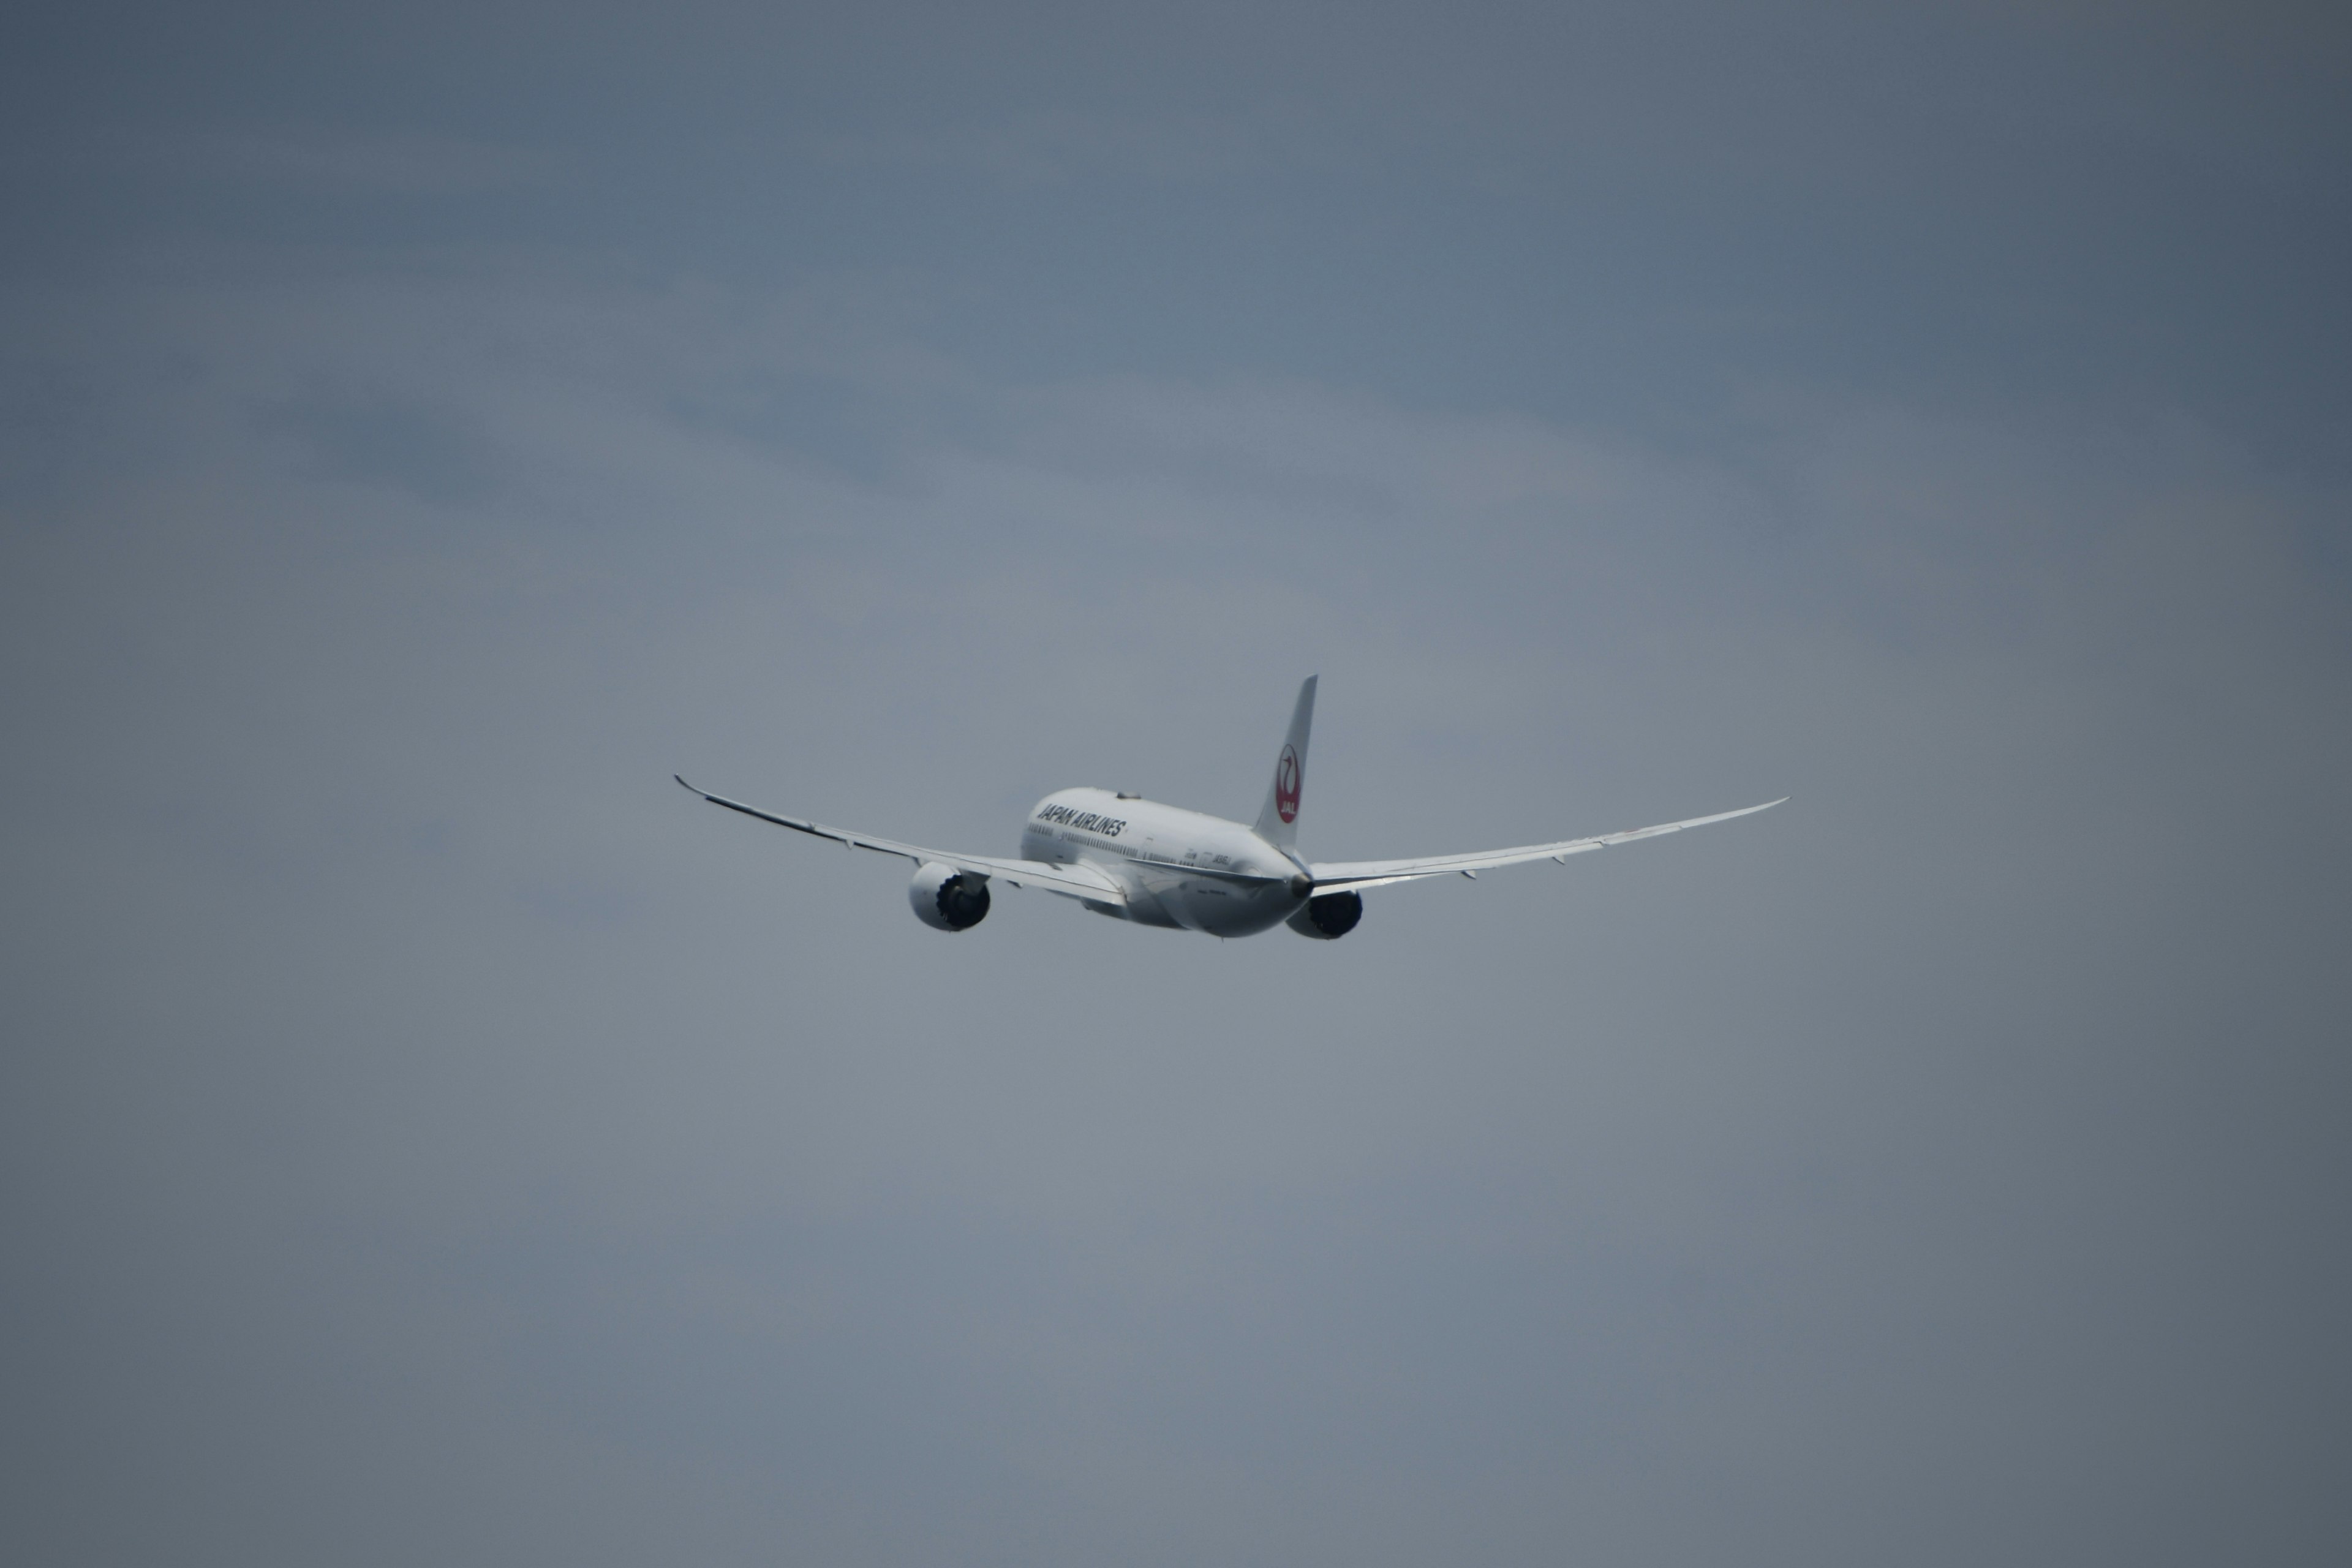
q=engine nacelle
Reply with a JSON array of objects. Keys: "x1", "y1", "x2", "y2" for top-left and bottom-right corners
[
  {"x1": 909, "y1": 861, "x2": 991, "y2": 932},
  {"x1": 1286, "y1": 889, "x2": 1362, "y2": 940}
]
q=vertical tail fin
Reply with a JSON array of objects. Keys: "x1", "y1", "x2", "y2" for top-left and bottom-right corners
[{"x1": 1253, "y1": 676, "x2": 1317, "y2": 848}]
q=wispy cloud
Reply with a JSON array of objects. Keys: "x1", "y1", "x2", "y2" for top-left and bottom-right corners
[
  {"x1": 15, "y1": 127, "x2": 557, "y2": 195},
  {"x1": 811, "y1": 108, "x2": 1307, "y2": 186}
]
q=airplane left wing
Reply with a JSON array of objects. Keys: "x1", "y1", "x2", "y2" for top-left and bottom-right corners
[
  {"x1": 1309, "y1": 797, "x2": 1786, "y2": 892},
  {"x1": 674, "y1": 776, "x2": 1128, "y2": 905}
]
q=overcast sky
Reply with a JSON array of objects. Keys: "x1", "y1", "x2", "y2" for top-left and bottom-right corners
[{"x1": 4, "y1": 4, "x2": 2348, "y2": 1564}]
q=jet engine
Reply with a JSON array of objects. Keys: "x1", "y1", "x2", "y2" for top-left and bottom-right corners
[
  {"x1": 1285, "y1": 889, "x2": 1362, "y2": 939},
  {"x1": 909, "y1": 861, "x2": 991, "y2": 931}
]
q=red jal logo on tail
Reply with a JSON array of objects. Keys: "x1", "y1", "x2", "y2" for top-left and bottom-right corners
[{"x1": 1275, "y1": 745, "x2": 1301, "y2": 823}]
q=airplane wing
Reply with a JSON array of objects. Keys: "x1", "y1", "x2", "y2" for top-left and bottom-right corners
[
  {"x1": 674, "y1": 776, "x2": 1129, "y2": 906},
  {"x1": 1308, "y1": 798, "x2": 1786, "y2": 892}
]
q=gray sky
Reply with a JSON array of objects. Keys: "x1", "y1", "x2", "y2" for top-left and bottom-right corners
[{"x1": 3, "y1": 4, "x2": 2348, "y2": 1564}]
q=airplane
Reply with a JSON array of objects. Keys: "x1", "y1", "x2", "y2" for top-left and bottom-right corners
[{"x1": 674, "y1": 676, "x2": 1782, "y2": 939}]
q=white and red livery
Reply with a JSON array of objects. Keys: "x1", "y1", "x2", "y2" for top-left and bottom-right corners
[{"x1": 676, "y1": 677, "x2": 1782, "y2": 939}]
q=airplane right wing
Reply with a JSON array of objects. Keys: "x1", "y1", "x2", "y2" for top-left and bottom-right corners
[
  {"x1": 1308, "y1": 798, "x2": 1786, "y2": 892},
  {"x1": 674, "y1": 776, "x2": 1129, "y2": 906}
]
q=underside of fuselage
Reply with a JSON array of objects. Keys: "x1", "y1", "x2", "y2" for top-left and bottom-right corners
[{"x1": 1095, "y1": 873, "x2": 1303, "y2": 936}]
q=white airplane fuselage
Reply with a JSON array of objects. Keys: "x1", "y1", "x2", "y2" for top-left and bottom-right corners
[{"x1": 1019, "y1": 787, "x2": 1308, "y2": 935}]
